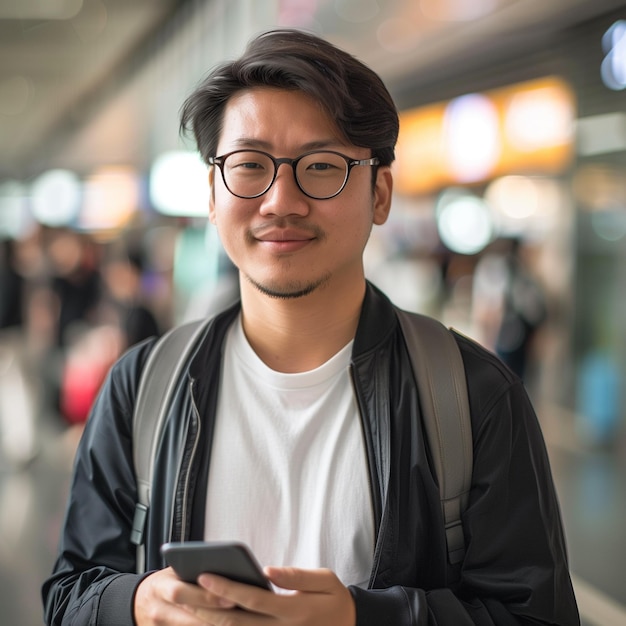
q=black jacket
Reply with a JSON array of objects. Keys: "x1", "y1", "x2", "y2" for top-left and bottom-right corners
[{"x1": 42, "y1": 283, "x2": 579, "y2": 625}]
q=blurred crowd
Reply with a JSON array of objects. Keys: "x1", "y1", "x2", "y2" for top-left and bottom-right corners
[
  {"x1": 0, "y1": 221, "x2": 556, "y2": 470},
  {"x1": 0, "y1": 228, "x2": 167, "y2": 467}
]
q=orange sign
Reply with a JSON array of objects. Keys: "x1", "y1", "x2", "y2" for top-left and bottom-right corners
[{"x1": 394, "y1": 76, "x2": 576, "y2": 195}]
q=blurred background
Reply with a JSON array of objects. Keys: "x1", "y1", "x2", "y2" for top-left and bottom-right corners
[{"x1": 0, "y1": 0, "x2": 625, "y2": 624}]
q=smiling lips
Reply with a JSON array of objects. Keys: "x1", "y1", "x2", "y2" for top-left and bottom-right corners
[{"x1": 253, "y1": 227, "x2": 318, "y2": 253}]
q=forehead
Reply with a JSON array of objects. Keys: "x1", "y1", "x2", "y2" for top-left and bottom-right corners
[{"x1": 217, "y1": 87, "x2": 348, "y2": 153}]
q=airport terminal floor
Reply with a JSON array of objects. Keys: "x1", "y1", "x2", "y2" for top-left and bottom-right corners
[{"x1": 0, "y1": 387, "x2": 625, "y2": 624}]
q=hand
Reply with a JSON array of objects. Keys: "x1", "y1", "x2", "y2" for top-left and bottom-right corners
[
  {"x1": 194, "y1": 567, "x2": 356, "y2": 625},
  {"x1": 134, "y1": 567, "x2": 236, "y2": 625}
]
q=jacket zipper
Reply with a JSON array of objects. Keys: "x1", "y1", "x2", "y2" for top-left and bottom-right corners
[
  {"x1": 351, "y1": 363, "x2": 389, "y2": 588},
  {"x1": 176, "y1": 378, "x2": 202, "y2": 540},
  {"x1": 369, "y1": 490, "x2": 390, "y2": 587}
]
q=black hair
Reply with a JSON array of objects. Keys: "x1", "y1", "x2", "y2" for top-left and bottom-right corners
[{"x1": 180, "y1": 29, "x2": 399, "y2": 167}]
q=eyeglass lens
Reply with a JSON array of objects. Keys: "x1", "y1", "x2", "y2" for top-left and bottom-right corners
[{"x1": 222, "y1": 151, "x2": 349, "y2": 199}]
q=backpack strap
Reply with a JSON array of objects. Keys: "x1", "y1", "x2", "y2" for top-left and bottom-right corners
[
  {"x1": 129, "y1": 309, "x2": 473, "y2": 572},
  {"x1": 396, "y1": 309, "x2": 473, "y2": 565},
  {"x1": 130, "y1": 318, "x2": 210, "y2": 573}
]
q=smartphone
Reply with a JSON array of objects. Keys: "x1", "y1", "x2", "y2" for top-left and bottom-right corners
[{"x1": 161, "y1": 541, "x2": 272, "y2": 590}]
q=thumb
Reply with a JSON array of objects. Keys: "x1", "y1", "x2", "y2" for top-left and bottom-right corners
[{"x1": 265, "y1": 567, "x2": 340, "y2": 593}]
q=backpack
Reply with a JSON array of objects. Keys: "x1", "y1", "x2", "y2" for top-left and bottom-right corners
[{"x1": 130, "y1": 309, "x2": 472, "y2": 574}]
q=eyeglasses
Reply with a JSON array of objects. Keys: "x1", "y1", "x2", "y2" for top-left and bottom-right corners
[{"x1": 208, "y1": 149, "x2": 380, "y2": 200}]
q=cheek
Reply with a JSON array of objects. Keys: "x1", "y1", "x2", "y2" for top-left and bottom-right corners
[
  {"x1": 210, "y1": 196, "x2": 257, "y2": 255},
  {"x1": 210, "y1": 188, "x2": 243, "y2": 227},
  {"x1": 325, "y1": 206, "x2": 374, "y2": 252},
  {"x1": 333, "y1": 190, "x2": 376, "y2": 232}
]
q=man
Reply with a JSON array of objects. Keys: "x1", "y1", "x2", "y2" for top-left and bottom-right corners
[{"x1": 42, "y1": 29, "x2": 579, "y2": 625}]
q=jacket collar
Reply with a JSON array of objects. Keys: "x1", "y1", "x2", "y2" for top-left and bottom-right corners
[
  {"x1": 353, "y1": 281, "x2": 399, "y2": 359},
  {"x1": 188, "y1": 280, "x2": 399, "y2": 376}
]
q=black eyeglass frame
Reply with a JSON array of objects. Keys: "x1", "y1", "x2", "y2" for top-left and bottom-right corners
[{"x1": 208, "y1": 149, "x2": 380, "y2": 200}]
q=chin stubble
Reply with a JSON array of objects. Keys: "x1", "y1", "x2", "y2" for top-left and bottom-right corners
[
  {"x1": 244, "y1": 273, "x2": 331, "y2": 300},
  {"x1": 243, "y1": 218, "x2": 331, "y2": 299}
]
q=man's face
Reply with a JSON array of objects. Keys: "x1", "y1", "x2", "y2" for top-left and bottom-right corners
[{"x1": 209, "y1": 87, "x2": 392, "y2": 300}]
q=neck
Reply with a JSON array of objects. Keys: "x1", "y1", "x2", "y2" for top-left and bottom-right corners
[{"x1": 239, "y1": 278, "x2": 366, "y2": 373}]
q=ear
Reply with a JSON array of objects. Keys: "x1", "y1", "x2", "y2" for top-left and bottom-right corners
[
  {"x1": 373, "y1": 166, "x2": 392, "y2": 226},
  {"x1": 208, "y1": 167, "x2": 217, "y2": 224}
]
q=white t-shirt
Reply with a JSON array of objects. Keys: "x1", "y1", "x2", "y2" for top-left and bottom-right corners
[{"x1": 204, "y1": 315, "x2": 374, "y2": 588}]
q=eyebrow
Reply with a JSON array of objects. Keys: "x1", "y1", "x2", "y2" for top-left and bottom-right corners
[{"x1": 229, "y1": 138, "x2": 348, "y2": 152}]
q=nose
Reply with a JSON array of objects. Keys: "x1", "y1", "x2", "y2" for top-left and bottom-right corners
[{"x1": 259, "y1": 162, "x2": 310, "y2": 217}]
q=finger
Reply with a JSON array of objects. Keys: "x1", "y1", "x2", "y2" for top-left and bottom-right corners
[
  {"x1": 264, "y1": 567, "x2": 340, "y2": 593},
  {"x1": 193, "y1": 606, "x2": 266, "y2": 626},
  {"x1": 135, "y1": 569, "x2": 220, "y2": 625},
  {"x1": 198, "y1": 574, "x2": 276, "y2": 615},
  {"x1": 157, "y1": 568, "x2": 235, "y2": 611}
]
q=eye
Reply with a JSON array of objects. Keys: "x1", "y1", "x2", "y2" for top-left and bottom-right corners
[
  {"x1": 227, "y1": 152, "x2": 270, "y2": 173},
  {"x1": 239, "y1": 161, "x2": 264, "y2": 170},
  {"x1": 231, "y1": 159, "x2": 264, "y2": 170},
  {"x1": 309, "y1": 162, "x2": 336, "y2": 171},
  {"x1": 302, "y1": 153, "x2": 344, "y2": 173}
]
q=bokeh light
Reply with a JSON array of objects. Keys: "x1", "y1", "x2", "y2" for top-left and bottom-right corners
[
  {"x1": 444, "y1": 93, "x2": 500, "y2": 183},
  {"x1": 31, "y1": 169, "x2": 82, "y2": 227},
  {"x1": 150, "y1": 151, "x2": 210, "y2": 218},
  {"x1": 436, "y1": 188, "x2": 494, "y2": 254}
]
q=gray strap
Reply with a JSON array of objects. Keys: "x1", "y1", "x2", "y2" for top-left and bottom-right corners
[
  {"x1": 130, "y1": 309, "x2": 471, "y2": 570},
  {"x1": 396, "y1": 309, "x2": 472, "y2": 564},
  {"x1": 131, "y1": 318, "x2": 209, "y2": 572}
]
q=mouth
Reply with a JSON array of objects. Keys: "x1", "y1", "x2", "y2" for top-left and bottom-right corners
[
  {"x1": 251, "y1": 225, "x2": 320, "y2": 253},
  {"x1": 255, "y1": 228, "x2": 315, "y2": 242}
]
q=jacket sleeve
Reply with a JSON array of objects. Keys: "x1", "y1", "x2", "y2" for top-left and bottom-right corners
[
  {"x1": 42, "y1": 339, "x2": 155, "y2": 626},
  {"x1": 349, "y1": 344, "x2": 579, "y2": 625}
]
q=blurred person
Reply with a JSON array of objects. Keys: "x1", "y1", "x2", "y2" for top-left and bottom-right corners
[
  {"x1": 0, "y1": 240, "x2": 38, "y2": 467},
  {"x1": 0, "y1": 238, "x2": 25, "y2": 331},
  {"x1": 494, "y1": 238, "x2": 547, "y2": 380},
  {"x1": 59, "y1": 245, "x2": 162, "y2": 427},
  {"x1": 0, "y1": 330, "x2": 38, "y2": 467},
  {"x1": 42, "y1": 230, "x2": 103, "y2": 423},
  {"x1": 22, "y1": 281, "x2": 65, "y2": 428},
  {"x1": 100, "y1": 246, "x2": 161, "y2": 349},
  {"x1": 47, "y1": 229, "x2": 102, "y2": 349},
  {"x1": 57, "y1": 321, "x2": 124, "y2": 427},
  {"x1": 43, "y1": 29, "x2": 578, "y2": 626},
  {"x1": 473, "y1": 237, "x2": 548, "y2": 381}
]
